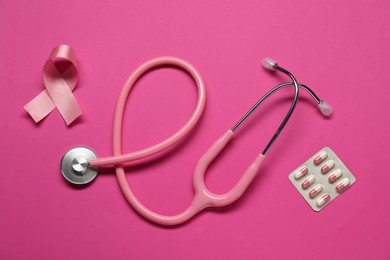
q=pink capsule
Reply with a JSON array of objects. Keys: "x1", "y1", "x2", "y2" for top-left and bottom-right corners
[
  {"x1": 294, "y1": 166, "x2": 309, "y2": 180},
  {"x1": 336, "y1": 178, "x2": 351, "y2": 193},
  {"x1": 301, "y1": 176, "x2": 315, "y2": 190},
  {"x1": 314, "y1": 151, "x2": 328, "y2": 165},
  {"x1": 309, "y1": 184, "x2": 323, "y2": 198},
  {"x1": 316, "y1": 193, "x2": 331, "y2": 208},
  {"x1": 328, "y1": 169, "x2": 343, "y2": 183},
  {"x1": 321, "y1": 160, "x2": 335, "y2": 174}
]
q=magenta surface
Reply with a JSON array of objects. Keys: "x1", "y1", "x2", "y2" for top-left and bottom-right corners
[{"x1": 1, "y1": 0, "x2": 389, "y2": 259}]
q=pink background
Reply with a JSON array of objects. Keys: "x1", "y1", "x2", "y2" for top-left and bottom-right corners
[{"x1": 1, "y1": 0, "x2": 389, "y2": 259}]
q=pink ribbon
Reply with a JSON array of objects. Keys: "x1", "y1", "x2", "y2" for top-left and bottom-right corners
[{"x1": 24, "y1": 45, "x2": 82, "y2": 125}]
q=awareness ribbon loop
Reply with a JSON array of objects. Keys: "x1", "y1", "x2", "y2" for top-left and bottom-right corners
[{"x1": 24, "y1": 45, "x2": 82, "y2": 125}]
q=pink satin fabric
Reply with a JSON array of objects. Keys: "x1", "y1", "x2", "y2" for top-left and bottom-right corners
[{"x1": 24, "y1": 45, "x2": 82, "y2": 125}]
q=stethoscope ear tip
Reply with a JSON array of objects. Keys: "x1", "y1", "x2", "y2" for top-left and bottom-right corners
[
  {"x1": 262, "y1": 58, "x2": 277, "y2": 71},
  {"x1": 318, "y1": 101, "x2": 333, "y2": 117}
]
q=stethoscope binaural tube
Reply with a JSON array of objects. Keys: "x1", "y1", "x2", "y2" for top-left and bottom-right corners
[
  {"x1": 232, "y1": 58, "x2": 332, "y2": 155},
  {"x1": 61, "y1": 57, "x2": 332, "y2": 225}
]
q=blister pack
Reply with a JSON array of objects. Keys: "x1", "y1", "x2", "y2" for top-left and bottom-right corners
[{"x1": 289, "y1": 147, "x2": 356, "y2": 211}]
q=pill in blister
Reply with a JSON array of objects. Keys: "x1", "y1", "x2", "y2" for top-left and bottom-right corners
[
  {"x1": 316, "y1": 193, "x2": 331, "y2": 208},
  {"x1": 328, "y1": 169, "x2": 343, "y2": 183},
  {"x1": 301, "y1": 176, "x2": 315, "y2": 189},
  {"x1": 294, "y1": 166, "x2": 309, "y2": 180},
  {"x1": 309, "y1": 184, "x2": 323, "y2": 198},
  {"x1": 321, "y1": 160, "x2": 335, "y2": 174},
  {"x1": 314, "y1": 151, "x2": 328, "y2": 165},
  {"x1": 336, "y1": 178, "x2": 350, "y2": 193}
]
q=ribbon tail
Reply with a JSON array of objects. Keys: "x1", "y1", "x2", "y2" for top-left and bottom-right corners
[
  {"x1": 56, "y1": 90, "x2": 82, "y2": 125},
  {"x1": 24, "y1": 90, "x2": 56, "y2": 123}
]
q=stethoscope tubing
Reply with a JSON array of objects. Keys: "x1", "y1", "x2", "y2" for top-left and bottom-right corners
[{"x1": 96, "y1": 56, "x2": 212, "y2": 225}]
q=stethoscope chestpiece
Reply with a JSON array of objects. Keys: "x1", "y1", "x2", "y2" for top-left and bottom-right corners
[{"x1": 60, "y1": 147, "x2": 98, "y2": 185}]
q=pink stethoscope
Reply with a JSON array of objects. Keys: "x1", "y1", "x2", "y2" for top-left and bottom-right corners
[{"x1": 61, "y1": 56, "x2": 333, "y2": 225}]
